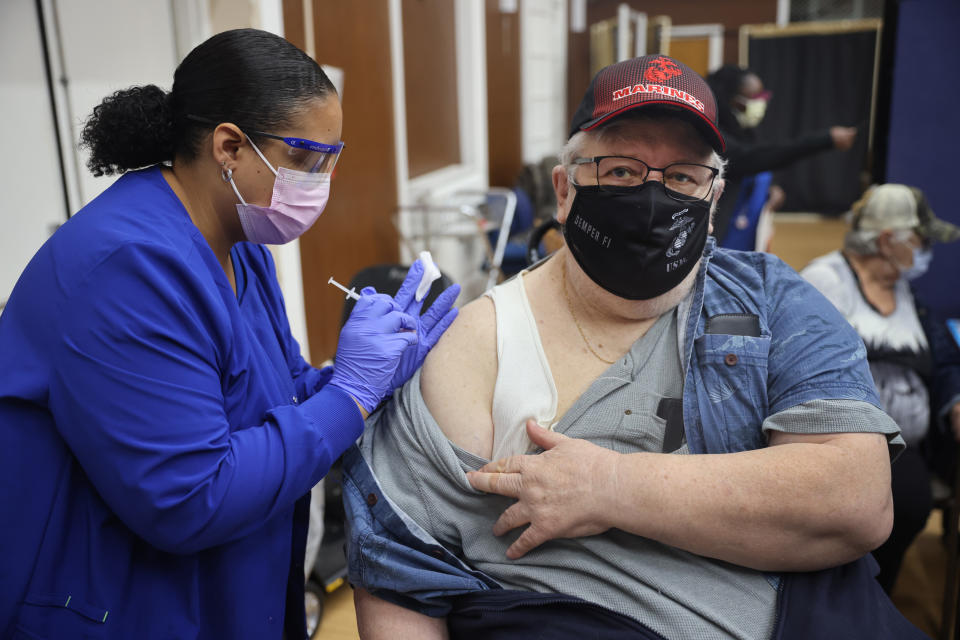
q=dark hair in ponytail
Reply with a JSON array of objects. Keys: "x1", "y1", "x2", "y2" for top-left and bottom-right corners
[
  {"x1": 80, "y1": 86, "x2": 174, "y2": 177},
  {"x1": 80, "y1": 28, "x2": 336, "y2": 177}
]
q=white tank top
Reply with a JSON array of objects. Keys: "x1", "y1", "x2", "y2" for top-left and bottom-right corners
[{"x1": 484, "y1": 273, "x2": 558, "y2": 460}]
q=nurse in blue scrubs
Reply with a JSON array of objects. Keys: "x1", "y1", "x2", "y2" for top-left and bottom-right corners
[{"x1": 0, "y1": 28, "x2": 458, "y2": 640}]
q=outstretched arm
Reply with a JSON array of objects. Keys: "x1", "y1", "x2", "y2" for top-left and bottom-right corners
[
  {"x1": 469, "y1": 420, "x2": 892, "y2": 572},
  {"x1": 723, "y1": 129, "x2": 837, "y2": 178},
  {"x1": 354, "y1": 588, "x2": 448, "y2": 640}
]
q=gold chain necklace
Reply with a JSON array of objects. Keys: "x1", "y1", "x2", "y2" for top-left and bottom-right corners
[{"x1": 561, "y1": 260, "x2": 617, "y2": 365}]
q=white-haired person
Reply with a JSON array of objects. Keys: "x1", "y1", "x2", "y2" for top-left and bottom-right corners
[
  {"x1": 342, "y1": 56, "x2": 926, "y2": 639},
  {"x1": 802, "y1": 183, "x2": 960, "y2": 594}
]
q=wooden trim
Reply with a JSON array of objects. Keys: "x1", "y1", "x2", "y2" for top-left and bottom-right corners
[
  {"x1": 485, "y1": 0, "x2": 522, "y2": 187},
  {"x1": 743, "y1": 17, "x2": 882, "y2": 40}
]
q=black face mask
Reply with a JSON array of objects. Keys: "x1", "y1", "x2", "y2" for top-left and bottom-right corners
[{"x1": 562, "y1": 181, "x2": 711, "y2": 300}]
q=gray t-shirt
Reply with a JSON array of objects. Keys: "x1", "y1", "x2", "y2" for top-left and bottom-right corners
[{"x1": 362, "y1": 309, "x2": 900, "y2": 640}]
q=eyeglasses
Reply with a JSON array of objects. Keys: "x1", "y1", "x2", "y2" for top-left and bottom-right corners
[
  {"x1": 186, "y1": 115, "x2": 344, "y2": 174},
  {"x1": 572, "y1": 155, "x2": 719, "y2": 202}
]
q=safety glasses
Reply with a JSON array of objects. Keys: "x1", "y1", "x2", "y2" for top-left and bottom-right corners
[{"x1": 187, "y1": 115, "x2": 344, "y2": 174}]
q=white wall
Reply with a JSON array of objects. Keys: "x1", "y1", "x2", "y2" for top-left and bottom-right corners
[
  {"x1": 50, "y1": 1, "x2": 181, "y2": 209},
  {"x1": 0, "y1": 0, "x2": 180, "y2": 308},
  {"x1": 521, "y1": 0, "x2": 568, "y2": 164},
  {"x1": 0, "y1": 0, "x2": 311, "y2": 358},
  {"x1": 0, "y1": 0, "x2": 68, "y2": 308}
]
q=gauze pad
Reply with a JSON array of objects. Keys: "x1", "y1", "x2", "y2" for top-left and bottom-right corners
[{"x1": 416, "y1": 251, "x2": 441, "y2": 302}]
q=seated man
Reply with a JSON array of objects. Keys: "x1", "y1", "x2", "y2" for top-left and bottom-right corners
[{"x1": 342, "y1": 55, "x2": 924, "y2": 640}]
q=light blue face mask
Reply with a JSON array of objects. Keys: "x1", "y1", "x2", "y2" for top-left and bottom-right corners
[{"x1": 902, "y1": 247, "x2": 932, "y2": 280}]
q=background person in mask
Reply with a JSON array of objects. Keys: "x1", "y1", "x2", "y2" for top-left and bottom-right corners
[
  {"x1": 0, "y1": 29, "x2": 458, "y2": 640},
  {"x1": 344, "y1": 55, "x2": 924, "y2": 639},
  {"x1": 801, "y1": 183, "x2": 960, "y2": 594},
  {"x1": 706, "y1": 65, "x2": 857, "y2": 248}
]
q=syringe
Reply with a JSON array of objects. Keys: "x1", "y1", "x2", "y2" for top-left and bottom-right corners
[{"x1": 327, "y1": 277, "x2": 360, "y2": 301}]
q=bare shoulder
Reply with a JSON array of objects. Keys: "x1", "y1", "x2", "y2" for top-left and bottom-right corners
[
  {"x1": 420, "y1": 294, "x2": 497, "y2": 458},
  {"x1": 423, "y1": 293, "x2": 497, "y2": 373}
]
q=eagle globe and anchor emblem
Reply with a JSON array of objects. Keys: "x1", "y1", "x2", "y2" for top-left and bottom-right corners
[
  {"x1": 643, "y1": 56, "x2": 683, "y2": 83},
  {"x1": 665, "y1": 211, "x2": 695, "y2": 258}
]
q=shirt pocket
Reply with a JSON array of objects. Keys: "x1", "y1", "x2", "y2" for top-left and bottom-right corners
[
  {"x1": 694, "y1": 333, "x2": 771, "y2": 452},
  {"x1": 617, "y1": 412, "x2": 669, "y2": 453},
  {"x1": 13, "y1": 592, "x2": 110, "y2": 639}
]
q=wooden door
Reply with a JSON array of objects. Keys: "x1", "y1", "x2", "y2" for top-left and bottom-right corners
[
  {"x1": 285, "y1": 0, "x2": 487, "y2": 361},
  {"x1": 669, "y1": 37, "x2": 711, "y2": 77},
  {"x1": 485, "y1": 0, "x2": 522, "y2": 188},
  {"x1": 402, "y1": 0, "x2": 461, "y2": 178},
  {"x1": 284, "y1": 0, "x2": 400, "y2": 362}
]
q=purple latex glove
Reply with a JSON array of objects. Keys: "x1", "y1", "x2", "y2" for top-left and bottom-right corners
[
  {"x1": 328, "y1": 287, "x2": 419, "y2": 412},
  {"x1": 389, "y1": 260, "x2": 461, "y2": 391}
]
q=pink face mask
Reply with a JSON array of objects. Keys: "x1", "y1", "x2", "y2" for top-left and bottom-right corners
[{"x1": 223, "y1": 137, "x2": 331, "y2": 245}]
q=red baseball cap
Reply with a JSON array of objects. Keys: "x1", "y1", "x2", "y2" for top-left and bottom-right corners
[{"x1": 570, "y1": 55, "x2": 725, "y2": 153}]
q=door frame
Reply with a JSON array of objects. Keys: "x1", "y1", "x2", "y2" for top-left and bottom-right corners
[
  {"x1": 668, "y1": 23, "x2": 724, "y2": 73},
  {"x1": 388, "y1": 0, "x2": 489, "y2": 206}
]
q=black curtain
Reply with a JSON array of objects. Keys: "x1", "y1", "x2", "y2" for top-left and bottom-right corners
[{"x1": 749, "y1": 30, "x2": 878, "y2": 214}]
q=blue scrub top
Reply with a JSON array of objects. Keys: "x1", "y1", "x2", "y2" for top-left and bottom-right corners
[{"x1": 0, "y1": 167, "x2": 363, "y2": 639}]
